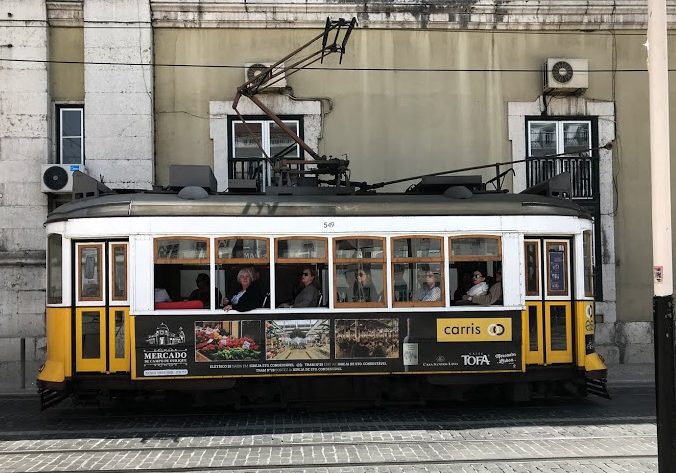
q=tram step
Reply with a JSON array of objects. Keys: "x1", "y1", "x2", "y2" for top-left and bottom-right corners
[
  {"x1": 586, "y1": 377, "x2": 611, "y2": 399},
  {"x1": 39, "y1": 388, "x2": 68, "y2": 411}
]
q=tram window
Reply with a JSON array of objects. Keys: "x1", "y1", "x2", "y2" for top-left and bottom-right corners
[
  {"x1": 525, "y1": 241, "x2": 540, "y2": 296},
  {"x1": 583, "y1": 231, "x2": 594, "y2": 298},
  {"x1": 546, "y1": 242, "x2": 568, "y2": 296},
  {"x1": 334, "y1": 237, "x2": 386, "y2": 308},
  {"x1": 276, "y1": 238, "x2": 328, "y2": 308},
  {"x1": 78, "y1": 245, "x2": 102, "y2": 301},
  {"x1": 550, "y1": 305, "x2": 568, "y2": 351},
  {"x1": 81, "y1": 311, "x2": 101, "y2": 359},
  {"x1": 111, "y1": 244, "x2": 127, "y2": 301},
  {"x1": 391, "y1": 237, "x2": 444, "y2": 307},
  {"x1": 449, "y1": 236, "x2": 502, "y2": 305},
  {"x1": 154, "y1": 237, "x2": 211, "y2": 309},
  {"x1": 216, "y1": 237, "x2": 270, "y2": 310},
  {"x1": 47, "y1": 234, "x2": 62, "y2": 304}
]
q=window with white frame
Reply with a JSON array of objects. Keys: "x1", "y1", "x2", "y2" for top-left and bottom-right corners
[
  {"x1": 229, "y1": 116, "x2": 303, "y2": 189},
  {"x1": 56, "y1": 105, "x2": 84, "y2": 165},
  {"x1": 528, "y1": 120, "x2": 592, "y2": 158}
]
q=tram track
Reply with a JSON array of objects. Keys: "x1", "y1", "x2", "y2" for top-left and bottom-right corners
[
  {"x1": 0, "y1": 454, "x2": 658, "y2": 473},
  {"x1": 0, "y1": 433, "x2": 658, "y2": 456}
]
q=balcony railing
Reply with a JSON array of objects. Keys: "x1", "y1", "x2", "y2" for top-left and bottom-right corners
[{"x1": 526, "y1": 156, "x2": 596, "y2": 200}]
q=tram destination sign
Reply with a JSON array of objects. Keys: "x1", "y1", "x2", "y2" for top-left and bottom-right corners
[{"x1": 133, "y1": 311, "x2": 522, "y2": 378}]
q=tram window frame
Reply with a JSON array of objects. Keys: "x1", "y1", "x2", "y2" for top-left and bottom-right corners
[
  {"x1": 110, "y1": 243, "x2": 128, "y2": 303},
  {"x1": 583, "y1": 231, "x2": 594, "y2": 298},
  {"x1": 47, "y1": 234, "x2": 63, "y2": 304},
  {"x1": 524, "y1": 240, "x2": 541, "y2": 297},
  {"x1": 448, "y1": 236, "x2": 503, "y2": 305},
  {"x1": 77, "y1": 243, "x2": 103, "y2": 303},
  {"x1": 334, "y1": 237, "x2": 387, "y2": 308},
  {"x1": 391, "y1": 236, "x2": 444, "y2": 308},
  {"x1": 215, "y1": 236, "x2": 270, "y2": 310},
  {"x1": 154, "y1": 237, "x2": 211, "y2": 309},
  {"x1": 275, "y1": 237, "x2": 328, "y2": 308},
  {"x1": 546, "y1": 241, "x2": 569, "y2": 297}
]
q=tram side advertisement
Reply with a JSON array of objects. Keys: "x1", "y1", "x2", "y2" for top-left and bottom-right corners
[{"x1": 133, "y1": 312, "x2": 522, "y2": 378}]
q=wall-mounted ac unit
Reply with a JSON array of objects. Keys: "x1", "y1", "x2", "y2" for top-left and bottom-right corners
[
  {"x1": 543, "y1": 58, "x2": 588, "y2": 94},
  {"x1": 41, "y1": 163, "x2": 87, "y2": 193},
  {"x1": 244, "y1": 62, "x2": 287, "y2": 89}
]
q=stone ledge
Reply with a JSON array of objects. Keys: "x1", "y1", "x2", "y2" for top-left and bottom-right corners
[
  {"x1": 45, "y1": 0, "x2": 676, "y2": 30},
  {"x1": 0, "y1": 251, "x2": 45, "y2": 267}
]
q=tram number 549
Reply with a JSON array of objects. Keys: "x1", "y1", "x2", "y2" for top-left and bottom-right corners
[{"x1": 323, "y1": 221, "x2": 335, "y2": 229}]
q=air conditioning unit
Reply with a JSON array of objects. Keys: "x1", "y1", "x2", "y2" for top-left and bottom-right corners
[
  {"x1": 543, "y1": 58, "x2": 588, "y2": 94},
  {"x1": 244, "y1": 62, "x2": 287, "y2": 89},
  {"x1": 41, "y1": 163, "x2": 86, "y2": 193}
]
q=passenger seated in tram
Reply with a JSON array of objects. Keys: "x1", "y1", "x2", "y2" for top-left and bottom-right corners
[
  {"x1": 279, "y1": 267, "x2": 321, "y2": 308},
  {"x1": 223, "y1": 268, "x2": 262, "y2": 312},
  {"x1": 189, "y1": 273, "x2": 223, "y2": 309},
  {"x1": 413, "y1": 268, "x2": 441, "y2": 302},
  {"x1": 353, "y1": 268, "x2": 377, "y2": 302},
  {"x1": 468, "y1": 269, "x2": 503, "y2": 306},
  {"x1": 154, "y1": 287, "x2": 171, "y2": 303},
  {"x1": 459, "y1": 269, "x2": 489, "y2": 304},
  {"x1": 244, "y1": 265, "x2": 266, "y2": 307}
]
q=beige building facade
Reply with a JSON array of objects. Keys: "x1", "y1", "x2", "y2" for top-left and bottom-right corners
[{"x1": 1, "y1": 0, "x2": 673, "y2": 387}]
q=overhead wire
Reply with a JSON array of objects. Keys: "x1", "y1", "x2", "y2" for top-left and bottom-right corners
[{"x1": 0, "y1": 57, "x2": 660, "y2": 73}]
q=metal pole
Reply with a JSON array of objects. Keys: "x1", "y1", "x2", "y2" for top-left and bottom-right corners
[
  {"x1": 647, "y1": 0, "x2": 676, "y2": 470},
  {"x1": 20, "y1": 338, "x2": 25, "y2": 390}
]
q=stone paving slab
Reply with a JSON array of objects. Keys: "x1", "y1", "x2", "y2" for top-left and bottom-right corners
[
  {"x1": 0, "y1": 434, "x2": 657, "y2": 472},
  {"x1": 0, "y1": 423, "x2": 657, "y2": 452}
]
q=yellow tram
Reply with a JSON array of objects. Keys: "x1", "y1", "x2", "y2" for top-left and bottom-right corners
[{"x1": 38, "y1": 185, "x2": 607, "y2": 408}]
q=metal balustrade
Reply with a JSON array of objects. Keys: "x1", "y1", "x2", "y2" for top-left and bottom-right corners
[{"x1": 526, "y1": 156, "x2": 596, "y2": 200}]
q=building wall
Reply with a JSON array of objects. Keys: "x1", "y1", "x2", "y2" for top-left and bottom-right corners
[
  {"x1": 1, "y1": 1, "x2": 674, "y2": 391},
  {"x1": 0, "y1": 0, "x2": 50, "y2": 390}
]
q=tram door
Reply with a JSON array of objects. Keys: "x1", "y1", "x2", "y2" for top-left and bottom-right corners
[
  {"x1": 524, "y1": 238, "x2": 574, "y2": 365},
  {"x1": 74, "y1": 242, "x2": 130, "y2": 374}
]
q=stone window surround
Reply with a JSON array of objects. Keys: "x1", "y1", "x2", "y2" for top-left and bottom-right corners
[
  {"x1": 52, "y1": 101, "x2": 84, "y2": 165},
  {"x1": 210, "y1": 95, "x2": 322, "y2": 192},
  {"x1": 508, "y1": 97, "x2": 616, "y2": 323}
]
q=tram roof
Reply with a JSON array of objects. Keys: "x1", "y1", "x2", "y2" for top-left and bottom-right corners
[{"x1": 45, "y1": 192, "x2": 591, "y2": 223}]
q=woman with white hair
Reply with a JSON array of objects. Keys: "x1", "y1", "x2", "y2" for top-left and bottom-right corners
[{"x1": 223, "y1": 267, "x2": 261, "y2": 312}]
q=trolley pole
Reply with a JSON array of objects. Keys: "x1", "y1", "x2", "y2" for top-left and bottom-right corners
[{"x1": 648, "y1": 0, "x2": 676, "y2": 471}]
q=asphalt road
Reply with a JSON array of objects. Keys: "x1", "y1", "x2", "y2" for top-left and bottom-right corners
[{"x1": 0, "y1": 384, "x2": 657, "y2": 472}]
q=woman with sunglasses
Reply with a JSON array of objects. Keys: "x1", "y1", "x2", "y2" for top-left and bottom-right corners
[
  {"x1": 353, "y1": 268, "x2": 377, "y2": 302},
  {"x1": 413, "y1": 270, "x2": 441, "y2": 302},
  {"x1": 279, "y1": 267, "x2": 320, "y2": 308},
  {"x1": 461, "y1": 270, "x2": 489, "y2": 303}
]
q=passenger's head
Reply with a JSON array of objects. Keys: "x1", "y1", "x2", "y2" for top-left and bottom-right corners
[
  {"x1": 422, "y1": 270, "x2": 437, "y2": 288},
  {"x1": 237, "y1": 267, "x2": 254, "y2": 289},
  {"x1": 301, "y1": 267, "x2": 317, "y2": 287},
  {"x1": 472, "y1": 270, "x2": 485, "y2": 285},
  {"x1": 356, "y1": 268, "x2": 371, "y2": 284},
  {"x1": 196, "y1": 273, "x2": 210, "y2": 290},
  {"x1": 496, "y1": 268, "x2": 502, "y2": 282}
]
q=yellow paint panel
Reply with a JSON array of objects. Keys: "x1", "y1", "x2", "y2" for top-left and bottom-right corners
[
  {"x1": 38, "y1": 307, "x2": 72, "y2": 382},
  {"x1": 75, "y1": 307, "x2": 106, "y2": 372},
  {"x1": 524, "y1": 303, "x2": 544, "y2": 365},
  {"x1": 108, "y1": 307, "x2": 130, "y2": 373},
  {"x1": 436, "y1": 318, "x2": 512, "y2": 342},
  {"x1": 575, "y1": 301, "x2": 595, "y2": 367}
]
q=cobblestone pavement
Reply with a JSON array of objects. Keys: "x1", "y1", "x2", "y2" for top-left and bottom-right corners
[{"x1": 0, "y1": 385, "x2": 657, "y2": 472}]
